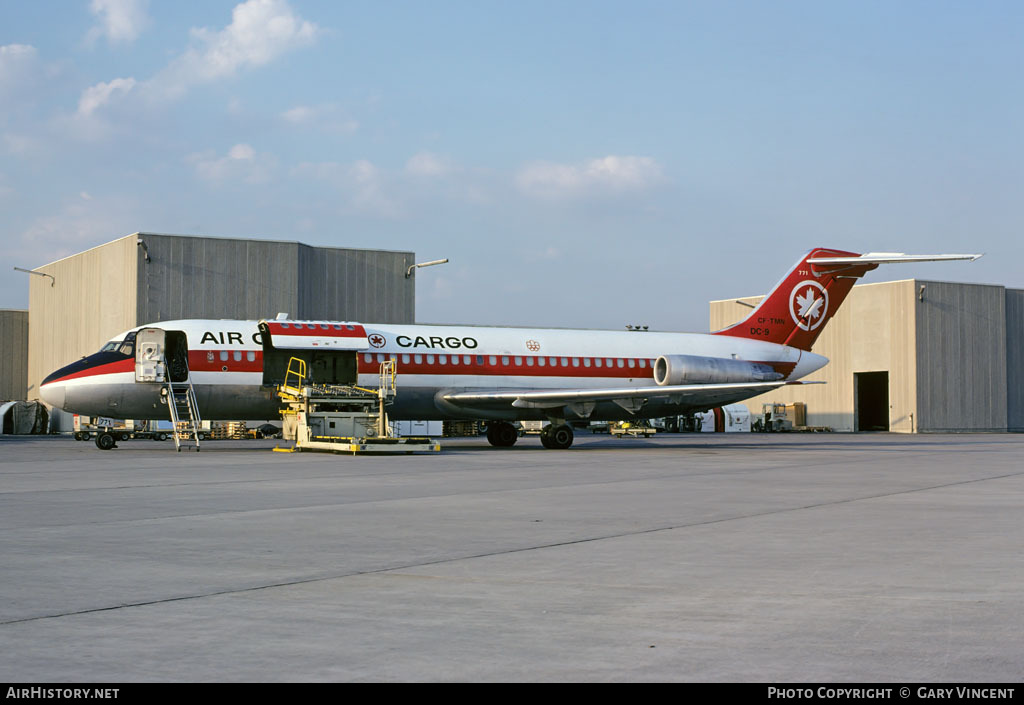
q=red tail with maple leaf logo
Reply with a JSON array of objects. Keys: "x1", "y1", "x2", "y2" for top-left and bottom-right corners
[{"x1": 713, "y1": 248, "x2": 879, "y2": 351}]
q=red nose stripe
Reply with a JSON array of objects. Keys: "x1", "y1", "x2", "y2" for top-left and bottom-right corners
[{"x1": 46, "y1": 358, "x2": 135, "y2": 384}]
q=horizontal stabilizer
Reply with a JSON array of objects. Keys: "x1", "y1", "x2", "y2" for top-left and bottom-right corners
[{"x1": 807, "y1": 252, "x2": 982, "y2": 265}]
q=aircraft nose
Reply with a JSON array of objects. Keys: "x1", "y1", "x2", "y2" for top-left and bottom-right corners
[{"x1": 40, "y1": 381, "x2": 67, "y2": 410}]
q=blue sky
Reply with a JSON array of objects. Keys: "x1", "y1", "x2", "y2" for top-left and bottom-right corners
[{"x1": 2, "y1": 0, "x2": 1021, "y2": 331}]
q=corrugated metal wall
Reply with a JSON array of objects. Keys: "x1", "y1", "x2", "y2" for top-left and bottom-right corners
[
  {"x1": 136, "y1": 234, "x2": 302, "y2": 323},
  {"x1": 136, "y1": 234, "x2": 414, "y2": 324},
  {"x1": 297, "y1": 243, "x2": 414, "y2": 323},
  {"x1": 1007, "y1": 289, "x2": 1024, "y2": 432},
  {"x1": 915, "y1": 281, "x2": 1007, "y2": 432},
  {"x1": 29, "y1": 237, "x2": 138, "y2": 401},
  {"x1": 710, "y1": 280, "x2": 918, "y2": 432},
  {"x1": 0, "y1": 309, "x2": 29, "y2": 400}
]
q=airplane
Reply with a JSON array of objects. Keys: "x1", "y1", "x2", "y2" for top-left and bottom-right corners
[{"x1": 39, "y1": 248, "x2": 980, "y2": 449}]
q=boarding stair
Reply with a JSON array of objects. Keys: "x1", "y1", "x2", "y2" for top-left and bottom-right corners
[{"x1": 163, "y1": 355, "x2": 202, "y2": 452}]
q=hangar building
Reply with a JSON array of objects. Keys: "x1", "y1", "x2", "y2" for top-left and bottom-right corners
[
  {"x1": 0, "y1": 309, "x2": 28, "y2": 400},
  {"x1": 710, "y1": 280, "x2": 1024, "y2": 433},
  {"x1": 23, "y1": 232, "x2": 416, "y2": 405}
]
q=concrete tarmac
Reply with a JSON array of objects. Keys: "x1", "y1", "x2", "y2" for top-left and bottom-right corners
[{"x1": 1, "y1": 432, "x2": 1023, "y2": 682}]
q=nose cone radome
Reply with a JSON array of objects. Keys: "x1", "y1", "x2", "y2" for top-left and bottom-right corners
[{"x1": 40, "y1": 380, "x2": 67, "y2": 410}]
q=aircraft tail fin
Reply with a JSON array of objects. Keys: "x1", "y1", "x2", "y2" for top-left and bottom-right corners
[{"x1": 712, "y1": 249, "x2": 982, "y2": 351}]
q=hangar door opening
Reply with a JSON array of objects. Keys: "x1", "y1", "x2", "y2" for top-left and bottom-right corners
[{"x1": 854, "y1": 371, "x2": 889, "y2": 432}]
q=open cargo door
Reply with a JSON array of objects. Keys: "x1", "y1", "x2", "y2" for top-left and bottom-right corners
[{"x1": 258, "y1": 320, "x2": 369, "y2": 387}]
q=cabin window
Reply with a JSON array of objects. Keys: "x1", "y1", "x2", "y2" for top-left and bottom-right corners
[
  {"x1": 426, "y1": 354, "x2": 435, "y2": 364},
  {"x1": 489, "y1": 356, "x2": 497, "y2": 366},
  {"x1": 526, "y1": 357, "x2": 535, "y2": 366},
  {"x1": 628, "y1": 359, "x2": 635, "y2": 368},
  {"x1": 333, "y1": 324, "x2": 342, "y2": 330},
  {"x1": 594, "y1": 358, "x2": 602, "y2": 368},
  {"x1": 502, "y1": 356, "x2": 510, "y2": 366},
  {"x1": 414, "y1": 354, "x2": 423, "y2": 364},
  {"x1": 247, "y1": 351, "x2": 256, "y2": 362},
  {"x1": 475, "y1": 355, "x2": 482, "y2": 365},
  {"x1": 402, "y1": 354, "x2": 410, "y2": 364},
  {"x1": 572, "y1": 358, "x2": 580, "y2": 367},
  {"x1": 233, "y1": 351, "x2": 242, "y2": 361},
  {"x1": 638, "y1": 359, "x2": 646, "y2": 368},
  {"x1": 364, "y1": 353, "x2": 373, "y2": 363},
  {"x1": 617, "y1": 359, "x2": 625, "y2": 368},
  {"x1": 514, "y1": 356, "x2": 522, "y2": 366},
  {"x1": 320, "y1": 324, "x2": 329, "y2": 329},
  {"x1": 220, "y1": 351, "x2": 228, "y2": 361},
  {"x1": 346, "y1": 325, "x2": 355, "y2": 330},
  {"x1": 280, "y1": 322, "x2": 290, "y2": 328},
  {"x1": 450, "y1": 355, "x2": 459, "y2": 366},
  {"x1": 439, "y1": 355, "x2": 447, "y2": 365},
  {"x1": 583, "y1": 358, "x2": 591, "y2": 367}
]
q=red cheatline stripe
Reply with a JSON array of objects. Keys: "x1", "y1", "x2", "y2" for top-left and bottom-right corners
[
  {"x1": 357, "y1": 356, "x2": 657, "y2": 379},
  {"x1": 47, "y1": 358, "x2": 134, "y2": 383},
  {"x1": 188, "y1": 350, "x2": 263, "y2": 373}
]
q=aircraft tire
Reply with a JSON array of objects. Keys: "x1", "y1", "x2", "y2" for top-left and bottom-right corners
[
  {"x1": 95, "y1": 432, "x2": 116, "y2": 451},
  {"x1": 547, "y1": 424, "x2": 574, "y2": 450},
  {"x1": 486, "y1": 422, "x2": 518, "y2": 447}
]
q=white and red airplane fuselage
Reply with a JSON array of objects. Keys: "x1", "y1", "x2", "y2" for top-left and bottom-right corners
[
  {"x1": 40, "y1": 319, "x2": 825, "y2": 421},
  {"x1": 39, "y1": 248, "x2": 980, "y2": 447}
]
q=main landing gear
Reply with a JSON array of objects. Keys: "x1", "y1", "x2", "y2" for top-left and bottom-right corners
[
  {"x1": 485, "y1": 421, "x2": 575, "y2": 449},
  {"x1": 540, "y1": 423, "x2": 574, "y2": 450},
  {"x1": 486, "y1": 422, "x2": 518, "y2": 447}
]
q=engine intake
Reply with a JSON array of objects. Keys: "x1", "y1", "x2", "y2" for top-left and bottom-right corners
[{"x1": 653, "y1": 354, "x2": 783, "y2": 386}]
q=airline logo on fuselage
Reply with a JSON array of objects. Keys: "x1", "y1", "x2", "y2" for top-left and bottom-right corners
[
  {"x1": 200, "y1": 331, "x2": 263, "y2": 346},
  {"x1": 389, "y1": 334, "x2": 479, "y2": 350}
]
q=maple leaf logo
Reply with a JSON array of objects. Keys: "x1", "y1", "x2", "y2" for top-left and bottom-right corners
[
  {"x1": 795, "y1": 287, "x2": 823, "y2": 321},
  {"x1": 788, "y1": 280, "x2": 829, "y2": 332}
]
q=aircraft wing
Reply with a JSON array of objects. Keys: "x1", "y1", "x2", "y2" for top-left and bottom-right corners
[{"x1": 442, "y1": 380, "x2": 817, "y2": 413}]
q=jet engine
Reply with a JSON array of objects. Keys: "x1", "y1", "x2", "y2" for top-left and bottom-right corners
[{"x1": 653, "y1": 354, "x2": 783, "y2": 386}]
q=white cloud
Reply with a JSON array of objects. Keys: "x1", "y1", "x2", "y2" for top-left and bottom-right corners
[
  {"x1": 0, "y1": 44, "x2": 39, "y2": 98},
  {"x1": 152, "y1": 0, "x2": 318, "y2": 99},
  {"x1": 281, "y1": 104, "x2": 358, "y2": 134},
  {"x1": 77, "y1": 77, "x2": 136, "y2": 116},
  {"x1": 187, "y1": 142, "x2": 274, "y2": 184},
  {"x1": 516, "y1": 155, "x2": 663, "y2": 199},
  {"x1": 291, "y1": 159, "x2": 401, "y2": 217},
  {"x1": 88, "y1": 0, "x2": 150, "y2": 44},
  {"x1": 3, "y1": 132, "x2": 42, "y2": 155},
  {"x1": 405, "y1": 152, "x2": 452, "y2": 177}
]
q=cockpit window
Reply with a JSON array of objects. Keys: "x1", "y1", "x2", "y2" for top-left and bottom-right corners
[
  {"x1": 100, "y1": 341, "x2": 121, "y2": 352},
  {"x1": 118, "y1": 331, "x2": 137, "y2": 356}
]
